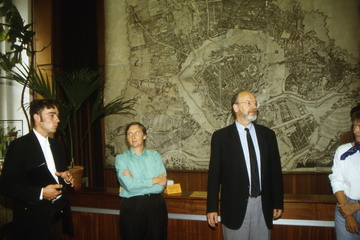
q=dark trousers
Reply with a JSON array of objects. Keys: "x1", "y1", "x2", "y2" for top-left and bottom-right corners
[
  {"x1": 13, "y1": 198, "x2": 70, "y2": 240},
  {"x1": 119, "y1": 194, "x2": 168, "y2": 240},
  {"x1": 14, "y1": 211, "x2": 63, "y2": 240}
]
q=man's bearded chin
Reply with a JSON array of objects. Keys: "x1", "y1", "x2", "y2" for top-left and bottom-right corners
[{"x1": 245, "y1": 114, "x2": 257, "y2": 122}]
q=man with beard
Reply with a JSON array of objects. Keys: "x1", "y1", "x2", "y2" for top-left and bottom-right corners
[{"x1": 206, "y1": 91, "x2": 284, "y2": 240}]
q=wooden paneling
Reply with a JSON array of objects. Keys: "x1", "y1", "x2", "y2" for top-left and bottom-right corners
[
  {"x1": 65, "y1": 188, "x2": 336, "y2": 240},
  {"x1": 282, "y1": 172, "x2": 333, "y2": 195},
  {"x1": 282, "y1": 194, "x2": 335, "y2": 220},
  {"x1": 104, "y1": 168, "x2": 333, "y2": 195},
  {"x1": 272, "y1": 225, "x2": 335, "y2": 240},
  {"x1": 63, "y1": 211, "x2": 119, "y2": 240},
  {"x1": 104, "y1": 168, "x2": 119, "y2": 188},
  {"x1": 167, "y1": 170, "x2": 209, "y2": 192},
  {"x1": 64, "y1": 214, "x2": 335, "y2": 240},
  {"x1": 33, "y1": 0, "x2": 53, "y2": 67},
  {"x1": 168, "y1": 219, "x2": 222, "y2": 240},
  {"x1": 68, "y1": 187, "x2": 120, "y2": 209}
]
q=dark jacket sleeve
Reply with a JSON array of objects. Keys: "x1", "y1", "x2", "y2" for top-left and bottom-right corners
[
  {"x1": 268, "y1": 129, "x2": 284, "y2": 210},
  {"x1": 206, "y1": 131, "x2": 222, "y2": 213},
  {"x1": 0, "y1": 138, "x2": 43, "y2": 204}
]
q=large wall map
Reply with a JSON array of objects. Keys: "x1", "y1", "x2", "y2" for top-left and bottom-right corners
[{"x1": 104, "y1": 0, "x2": 360, "y2": 171}]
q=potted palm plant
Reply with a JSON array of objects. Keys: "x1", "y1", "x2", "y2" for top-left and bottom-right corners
[
  {"x1": 54, "y1": 68, "x2": 136, "y2": 190},
  {"x1": 6, "y1": 65, "x2": 136, "y2": 189},
  {"x1": 0, "y1": 0, "x2": 136, "y2": 189}
]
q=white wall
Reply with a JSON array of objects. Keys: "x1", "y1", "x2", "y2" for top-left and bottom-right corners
[{"x1": 0, "y1": 0, "x2": 31, "y2": 135}]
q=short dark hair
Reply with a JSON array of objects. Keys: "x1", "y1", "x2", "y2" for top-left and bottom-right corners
[
  {"x1": 30, "y1": 99, "x2": 59, "y2": 127},
  {"x1": 351, "y1": 109, "x2": 360, "y2": 123},
  {"x1": 350, "y1": 103, "x2": 360, "y2": 117},
  {"x1": 125, "y1": 122, "x2": 147, "y2": 136}
]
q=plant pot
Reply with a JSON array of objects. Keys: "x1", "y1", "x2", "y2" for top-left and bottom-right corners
[{"x1": 68, "y1": 165, "x2": 84, "y2": 191}]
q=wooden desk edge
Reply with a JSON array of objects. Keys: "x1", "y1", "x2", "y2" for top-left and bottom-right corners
[{"x1": 69, "y1": 188, "x2": 336, "y2": 221}]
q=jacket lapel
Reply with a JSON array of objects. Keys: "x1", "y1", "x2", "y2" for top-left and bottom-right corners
[
  {"x1": 31, "y1": 131, "x2": 62, "y2": 182},
  {"x1": 29, "y1": 130, "x2": 47, "y2": 167}
]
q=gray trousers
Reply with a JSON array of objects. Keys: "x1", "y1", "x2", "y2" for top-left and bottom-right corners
[{"x1": 222, "y1": 196, "x2": 270, "y2": 240}]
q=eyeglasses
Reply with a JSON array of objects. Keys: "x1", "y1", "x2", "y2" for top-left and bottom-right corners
[
  {"x1": 236, "y1": 101, "x2": 260, "y2": 108},
  {"x1": 127, "y1": 131, "x2": 143, "y2": 137}
]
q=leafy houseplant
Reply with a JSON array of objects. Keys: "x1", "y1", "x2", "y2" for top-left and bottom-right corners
[
  {"x1": 0, "y1": 0, "x2": 136, "y2": 188},
  {"x1": 0, "y1": 0, "x2": 36, "y2": 129},
  {"x1": 0, "y1": 126, "x2": 18, "y2": 159},
  {"x1": 8, "y1": 66, "x2": 136, "y2": 188}
]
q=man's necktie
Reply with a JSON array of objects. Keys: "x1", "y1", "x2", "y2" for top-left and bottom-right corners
[
  {"x1": 340, "y1": 142, "x2": 360, "y2": 160},
  {"x1": 245, "y1": 128, "x2": 261, "y2": 196}
]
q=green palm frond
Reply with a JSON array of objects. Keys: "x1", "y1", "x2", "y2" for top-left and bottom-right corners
[
  {"x1": 58, "y1": 103, "x2": 73, "y2": 132},
  {"x1": 91, "y1": 95, "x2": 136, "y2": 124},
  {"x1": 56, "y1": 68, "x2": 101, "y2": 110},
  {"x1": 1, "y1": 64, "x2": 56, "y2": 99},
  {"x1": 0, "y1": 1, "x2": 138, "y2": 164}
]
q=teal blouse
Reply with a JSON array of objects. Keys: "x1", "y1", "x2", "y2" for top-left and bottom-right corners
[{"x1": 115, "y1": 148, "x2": 166, "y2": 198}]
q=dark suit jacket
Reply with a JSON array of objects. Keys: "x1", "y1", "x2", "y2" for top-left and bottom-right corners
[
  {"x1": 0, "y1": 130, "x2": 73, "y2": 239},
  {"x1": 206, "y1": 123, "x2": 284, "y2": 229}
]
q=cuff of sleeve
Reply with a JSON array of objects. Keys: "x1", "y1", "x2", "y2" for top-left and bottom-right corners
[
  {"x1": 40, "y1": 188, "x2": 44, "y2": 200},
  {"x1": 332, "y1": 185, "x2": 344, "y2": 194}
]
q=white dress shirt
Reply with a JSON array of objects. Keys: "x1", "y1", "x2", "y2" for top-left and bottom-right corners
[
  {"x1": 33, "y1": 129, "x2": 60, "y2": 200},
  {"x1": 329, "y1": 143, "x2": 360, "y2": 200}
]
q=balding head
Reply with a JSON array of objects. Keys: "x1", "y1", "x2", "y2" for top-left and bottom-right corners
[{"x1": 231, "y1": 91, "x2": 258, "y2": 126}]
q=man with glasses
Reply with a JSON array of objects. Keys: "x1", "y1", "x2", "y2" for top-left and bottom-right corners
[
  {"x1": 206, "y1": 91, "x2": 284, "y2": 240},
  {"x1": 115, "y1": 122, "x2": 168, "y2": 240}
]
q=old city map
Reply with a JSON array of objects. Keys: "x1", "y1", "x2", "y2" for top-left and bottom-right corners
[{"x1": 104, "y1": 0, "x2": 360, "y2": 171}]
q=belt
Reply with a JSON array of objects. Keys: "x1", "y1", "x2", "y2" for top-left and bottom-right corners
[
  {"x1": 129, "y1": 193, "x2": 161, "y2": 199},
  {"x1": 248, "y1": 193, "x2": 262, "y2": 198}
]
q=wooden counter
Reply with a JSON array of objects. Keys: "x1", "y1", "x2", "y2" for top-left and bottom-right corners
[{"x1": 65, "y1": 188, "x2": 336, "y2": 240}]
